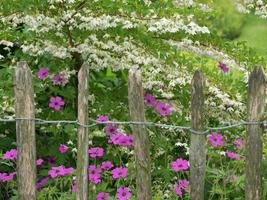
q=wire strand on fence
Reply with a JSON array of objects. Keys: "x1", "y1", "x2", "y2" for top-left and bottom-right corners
[{"x1": 0, "y1": 117, "x2": 266, "y2": 135}]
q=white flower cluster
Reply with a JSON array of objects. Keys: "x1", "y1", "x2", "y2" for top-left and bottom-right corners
[{"x1": 235, "y1": 0, "x2": 267, "y2": 18}]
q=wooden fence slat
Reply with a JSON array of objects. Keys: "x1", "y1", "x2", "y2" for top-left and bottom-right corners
[
  {"x1": 128, "y1": 69, "x2": 152, "y2": 200},
  {"x1": 189, "y1": 70, "x2": 206, "y2": 200},
  {"x1": 14, "y1": 61, "x2": 36, "y2": 200},
  {"x1": 245, "y1": 67, "x2": 266, "y2": 200},
  {"x1": 76, "y1": 63, "x2": 89, "y2": 200}
]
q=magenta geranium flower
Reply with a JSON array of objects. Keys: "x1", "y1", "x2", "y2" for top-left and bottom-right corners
[
  {"x1": 116, "y1": 187, "x2": 132, "y2": 200},
  {"x1": 59, "y1": 144, "x2": 68, "y2": 153},
  {"x1": 111, "y1": 167, "x2": 128, "y2": 179},
  {"x1": 96, "y1": 115, "x2": 109, "y2": 123},
  {"x1": 0, "y1": 172, "x2": 16, "y2": 182},
  {"x1": 104, "y1": 124, "x2": 118, "y2": 135},
  {"x1": 175, "y1": 179, "x2": 189, "y2": 197},
  {"x1": 155, "y1": 101, "x2": 173, "y2": 115},
  {"x1": 88, "y1": 147, "x2": 104, "y2": 158},
  {"x1": 88, "y1": 166, "x2": 102, "y2": 184},
  {"x1": 207, "y1": 132, "x2": 224, "y2": 147},
  {"x1": 101, "y1": 161, "x2": 113, "y2": 170},
  {"x1": 36, "y1": 158, "x2": 44, "y2": 166},
  {"x1": 52, "y1": 72, "x2": 68, "y2": 85},
  {"x1": 36, "y1": 177, "x2": 49, "y2": 191},
  {"x1": 225, "y1": 150, "x2": 240, "y2": 160},
  {"x1": 233, "y1": 138, "x2": 244, "y2": 150},
  {"x1": 144, "y1": 93, "x2": 157, "y2": 106},
  {"x1": 218, "y1": 62, "x2": 229, "y2": 73},
  {"x1": 2, "y1": 149, "x2": 17, "y2": 160},
  {"x1": 96, "y1": 192, "x2": 110, "y2": 200},
  {"x1": 49, "y1": 96, "x2": 65, "y2": 111},
  {"x1": 48, "y1": 166, "x2": 74, "y2": 178},
  {"x1": 109, "y1": 132, "x2": 134, "y2": 147},
  {"x1": 171, "y1": 158, "x2": 189, "y2": 172},
  {"x1": 37, "y1": 67, "x2": 49, "y2": 80}
]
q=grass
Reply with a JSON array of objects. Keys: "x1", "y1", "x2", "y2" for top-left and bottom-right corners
[{"x1": 237, "y1": 15, "x2": 267, "y2": 58}]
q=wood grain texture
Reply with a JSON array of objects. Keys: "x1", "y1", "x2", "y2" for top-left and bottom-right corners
[
  {"x1": 128, "y1": 69, "x2": 152, "y2": 200},
  {"x1": 245, "y1": 67, "x2": 266, "y2": 200},
  {"x1": 76, "y1": 63, "x2": 89, "y2": 200},
  {"x1": 189, "y1": 70, "x2": 206, "y2": 200},
  {"x1": 14, "y1": 61, "x2": 36, "y2": 200}
]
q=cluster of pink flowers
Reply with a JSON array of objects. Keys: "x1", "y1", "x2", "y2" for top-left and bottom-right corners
[
  {"x1": 88, "y1": 147, "x2": 104, "y2": 158},
  {"x1": 48, "y1": 165, "x2": 74, "y2": 178},
  {"x1": 171, "y1": 158, "x2": 189, "y2": 172},
  {"x1": 208, "y1": 132, "x2": 243, "y2": 160},
  {"x1": 175, "y1": 179, "x2": 189, "y2": 197},
  {"x1": 0, "y1": 172, "x2": 16, "y2": 182},
  {"x1": 96, "y1": 115, "x2": 134, "y2": 147},
  {"x1": 144, "y1": 93, "x2": 173, "y2": 116},
  {"x1": 88, "y1": 165, "x2": 102, "y2": 184},
  {"x1": 37, "y1": 67, "x2": 70, "y2": 86},
  {"x1": 171, "y1": 158, "x2": 190, "y2": 197},
  {"x1": 96, "y1": 187, "x2": 132, "y2": 200},
  {"x1": 2, "y1": 148, "x2": 17, "y2": 160}
]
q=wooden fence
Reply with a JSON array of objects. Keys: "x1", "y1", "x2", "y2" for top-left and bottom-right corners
[{"x1": 12, "y1": 61, "x2": 266, "y2": 200}]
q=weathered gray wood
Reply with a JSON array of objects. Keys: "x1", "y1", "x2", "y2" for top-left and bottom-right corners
[
  {"x1": 76, "y1": 63, "x2": 89, "y2": 200},
  {"x1": 128, "y1": 69, "x2": 151, "y2": 200},
  {"x1": 245, "y1": 67, "x2": 266, "y2": 200},
  {"x1": 14, "y1": 61, "x2": 36, "y2": 200},
  {"x1": 189, "y1": 70, "x2": 206, "y2": 200}
]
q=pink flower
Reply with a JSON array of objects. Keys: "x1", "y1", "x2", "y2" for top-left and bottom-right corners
[
  {"x1": 88, "y1": 147, "x2": 104, "y2": 158},
  {"x1": 36, "y1": 177, "x2": 49, "y2": 191},
  {"x1": 155, "y1": 101, "x2": 173, "y2": 116},
  {"x1": 233, "y1": 138, "x2": 244, "y2": 150},
  {"x1": 88, "y1": 165, "x2": 102, "y2": 184},
  {"x1": 232, "y1": 175, "x2": 238, "y2": 183},
  {"x1": 48, "y1": 166, "x2": 74, "y2": 178},
  {"x1": 109, "y1": 132, "x2": 134, "y2": 147},
  {"x1": 116, "y1": 187, "x2": 132, "y2": 200},
  {"x1": 104, "y1": 124, "x2": 118, "y2": 135},
  {"x1": 52, "y1": 72, "x2": 68, "y2": 85},
  {"x1": 37, "y1": 67, "x2": 49, "y2": 80},
  {"x1": 49, "y1": 96, "x2": 65, "y2": 111},
  {"x1": 36, "y1": 159, "x2": 44, "y2": 166},
  {"x1": 208, "y1": 132, "x2": 224, "y2": 147},
  {"x1": 2, "y1": 149, "x2": 17, "y2": 160},
  {"x1": 96, "y1": 115, "x2": 109, "y2": 123},
  {"x1": 225, "y1": 150, "x2": 240, "y2": 160},
  {"x1": 111, "y1": 167, "x2": 128, "y2": 179},
  {"x1": 175, "y1": 179, "x2": 189, "y2": 197},
  {"x1": 97, "y1": 192, "x2": 110, "y2": 200},
  {"x1": 144, "y1": 93, "x2": 157, "y2": 106},
  {"x1": 218, "y1": 62, "x2": 229, "y2": 73},
  {"x1": 59, "y1": 144, "x2": 68, "y2": 153},
  {"x1": 171, "y1": 158, "x2": 189, "y2": 172},
  {"x1": 101, "y1": 161, "x2": 113, "y2": 170},
  {"x1": 0, "y1": 172, "x2": 16, "y2": 182}
]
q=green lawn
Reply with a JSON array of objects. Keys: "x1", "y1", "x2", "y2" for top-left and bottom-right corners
[{"x1": 237, "y1": 15, "x2": 267, "y2": 57}]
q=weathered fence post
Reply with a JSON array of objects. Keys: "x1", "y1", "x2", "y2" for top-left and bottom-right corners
[
  {"x1": 14, "y1": 61, "x2": 36, "y2": 199},
  {"x1": 128, "y1": 68, "x2": 152, "y2": 200},
  {"x1": 76, "y1": 63, "x2": 89, "y2": 200},
  {"x1": 245, "y1": 67, "x2": 266, "y2": 200},
  {"x1": 189, "y1": 70, "x2": 206, "y2": 200}
]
